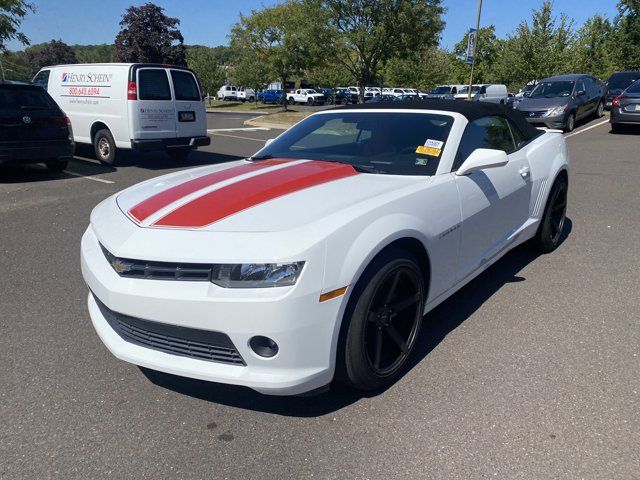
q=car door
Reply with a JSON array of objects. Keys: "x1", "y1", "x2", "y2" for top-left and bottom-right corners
[
  {"x1": 169, "y1": 69, "x2": 205, "y2": 140},
  {"x1": 132, "y1": 67, "x2": 176, "y2": 141},
  {"x1": 574, "y1": 78, "x2": 589, "y2": 119},
  {"x1": 453, "y1": 116, "x2": 533, "y2": 281}
]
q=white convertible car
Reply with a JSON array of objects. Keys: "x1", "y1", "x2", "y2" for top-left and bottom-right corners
[{"x1": 81, "y1": 101, "x2": 569, "y2": 395}]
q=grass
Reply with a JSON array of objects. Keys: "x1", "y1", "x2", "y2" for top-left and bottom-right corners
[
  {"x1": 205, "y1": 100, "x2": 282, "y2": 112},
  {"x1": 246, "y1": 110, "x2": 310, "y2": 128}
]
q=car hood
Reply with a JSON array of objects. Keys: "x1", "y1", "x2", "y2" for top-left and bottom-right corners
[
  {"x1": 115, "y1": 159, "x2": 425, "y2": 233},
  {"x1": 517, "y1": 97, "x2": 570, "y2": 111}
]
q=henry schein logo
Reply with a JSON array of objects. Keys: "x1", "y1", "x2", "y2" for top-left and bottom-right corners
[{"x1": 61, "y1": 72, "x2": 69, "y2": 82}]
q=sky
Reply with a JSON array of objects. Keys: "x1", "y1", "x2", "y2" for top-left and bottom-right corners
[{"x1": 6, "y1": 0, "x2": 620, "y2": 51}]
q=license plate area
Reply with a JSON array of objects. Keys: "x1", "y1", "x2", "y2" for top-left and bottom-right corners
[{"x1": 178, "y1": 111, "x2": 195, "y2": 122}]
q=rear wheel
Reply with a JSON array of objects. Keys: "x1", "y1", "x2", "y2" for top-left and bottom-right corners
[
  {"x1": 596, "y1": 100, "x2": 605, "y2": 118},
  {"x1": 337, "y1": 248, "x2": 425, "y2": 391},
  {"x1": 93, "y1": 129, "x2": 116, "y2": 165},
  {"x1": 288, "y1": 97, "x2": 295, "y2": 105},
  {"x1": 167, "y1": 148, "x2": 192, "y2": 161},
  {"x1": 531, "y1": 175, "x2": 568, "y2": 253},
  {"x1": 45, "y1": 158, "x2": 68, "y2": 173}
]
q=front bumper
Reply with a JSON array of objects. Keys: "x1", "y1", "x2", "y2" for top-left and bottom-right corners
[
  {"x1": 0, "y1": 139, "x2": 74, "y2": 165},
  {"x1": 131, "y1": 136, "x2": 211, "y2": 152},
  {"x1": 81, "y1": 226, "x2": 342, "y2": 395},
  {"x1": 523, "y1": 113, "x2": 566, "y2": 129}
]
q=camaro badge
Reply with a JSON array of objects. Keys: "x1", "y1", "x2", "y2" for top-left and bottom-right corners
[{"x1": 111, "y1": 259, "x2": 134, "y2": 274}]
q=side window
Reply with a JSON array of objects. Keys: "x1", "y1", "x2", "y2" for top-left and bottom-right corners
[
  {"x1": 575, "y1": 79, "x2": 585, "y2": 94},
  {"x1": 453, "y1": 116, "x2": 516, "y2": 171},
  {"x1": 507, "y1": 120, "x2": 526, "y2": 149},
  {"x1": 480, "y1": 86, "x2": 487, "y2": 94},
  {"x1": 451, "y1": 87, "x2": 457, "y2": 94},
  {"x1": 138, "y1": 69, "x2": 171, "y2": 100},
  {"x1": 170, "y1": 70, "x2": 200, "y2": 101},
  {"x1": 32, "y1": 70, "x2": 50, "y2": 90}
]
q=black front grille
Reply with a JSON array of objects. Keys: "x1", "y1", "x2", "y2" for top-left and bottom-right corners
[
  {"x1": 94, "y1": 295, "x2": 245, "y2": 366},
  {"x1": 101, "y1": 244, "x2": 212, "y2": 281}
]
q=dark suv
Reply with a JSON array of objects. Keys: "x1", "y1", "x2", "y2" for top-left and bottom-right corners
[
  {"x1": 0, "y1": 82, "x2": 74, "y2": 172},
  {"x1": 515, "y1": 74, "x2": 605, "y2": 132}
]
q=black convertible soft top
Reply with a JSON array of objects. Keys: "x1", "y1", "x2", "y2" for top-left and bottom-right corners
[{"x1": 339, "y1": 99, "x2": 542, "y2": 141}]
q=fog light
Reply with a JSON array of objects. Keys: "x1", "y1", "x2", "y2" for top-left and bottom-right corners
[{"x1": 249, "y1": 336, "x2": 279, "y2": 358}]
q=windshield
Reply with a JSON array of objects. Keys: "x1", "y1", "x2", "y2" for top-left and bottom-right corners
[
  {"x1": 432, "y1": 86, "x2": 451, "y2": 94},
  {"x1": 530, "y1": 81, "x2": 574, "y2": 98},
  {"x1": 608, "y1": 73, "x2": 640, "y2": 91},
  {"x1": 459, "y1": 86, "x2": 480, "y2": 94},
  {"x1": 252, "y1": 112, "x2": 453, "y2": 176}
]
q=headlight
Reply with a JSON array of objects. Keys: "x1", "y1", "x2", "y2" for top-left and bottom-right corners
[
  {"x1": 545, "y1": 105, "x2": 566, "y2": 117},
  {"x1": 211, "y1": 262, "x2": 305, "y2": 288}
]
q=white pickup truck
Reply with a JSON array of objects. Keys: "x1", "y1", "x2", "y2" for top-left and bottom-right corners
[{"x1": 287, "y1": 89, "x2": 325, "y2": 105}]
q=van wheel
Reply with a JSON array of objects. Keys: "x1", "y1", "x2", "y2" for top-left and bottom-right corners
[
  {"x1": 167, "y1": 148, "x2": 192, "y2": 161},
  {"x1": 94, "y1": 129, "x2": 116, "y2": 165},
  {"x1": 45, "y1": 158, "x2": 68, "y2": 173}
]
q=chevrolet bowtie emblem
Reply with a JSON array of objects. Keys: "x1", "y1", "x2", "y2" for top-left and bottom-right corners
[{"x1": 111, "y1": 259, "x2": 134, "y2": 274}]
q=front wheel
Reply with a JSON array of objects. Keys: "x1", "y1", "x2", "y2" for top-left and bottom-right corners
[
  {"x1": 93, "y1": 129, "x2": 116, "y2": 165},
  {"x1": 337, "y1": 248, "x2": 425, "y2": 391},
  {"x1": 564, "y1": 113, "x2": 576, "y2": 133},
  {"x1": 531, "y1": 175, "x2": 568, "y2": 253},
  {"x1": 288, "y1": 97, "x2": 295, "y2": 105},
  {"x1": 307, "y1": 97, "x2": 315, "y2": 106}
]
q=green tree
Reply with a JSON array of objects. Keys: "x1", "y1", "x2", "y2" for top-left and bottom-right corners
[
  {"x1": 230, "y1": 1, "x2": 312, "y2": 110},
  {"x1": 24, "y1": 39, "x2": 77, "y2": 76},
  {"x1": 384, "y1": 47, "x2": 452, "y2": 89},
  {"x1": 230, "y1": 53, "x2": 271, "y2": 106},
  {"x1": 493, "y1": 1, "x2": 575, "y2": 88},
  {"x1": 614, "y1": 0, "x2": 640, "y2": 70},
  {"x1": 73, "y1": 44, "x2": 115, "y2": 63},
  {"x1": 571, "y1": 15, "x2": 615, "y2": 79},
  {"x1": 187, "y1": 46, "x2": 226, "y2": 101},
  {"x1": 448, "y1": 26, "x2": 503, "y2": 85},
  {"x1": 310, "y1": 0, "x2": 445, "y2": 101},
  {"x1": 306, "y1": 62, "x2": 352, "y2": 90},
  {"x1": 114, "y1": 2, "x2": 186, "y2": 65},
  {"x1": 0, "y1": 0, "x2": 34, "y2": 51}
]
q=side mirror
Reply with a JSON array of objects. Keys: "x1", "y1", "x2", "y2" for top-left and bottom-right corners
[
  {"x1": 577, "y1": 90, "x2": 586, "y2": 97},
  {"x1": 456, "y1": 148, "x2": 509, "y2": 176},
  {"x1": 264, "y1": 138, "x2": 275, "y2": 147}
]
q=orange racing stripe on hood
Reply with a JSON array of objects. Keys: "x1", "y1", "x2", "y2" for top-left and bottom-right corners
[
  {"x1": 128, "y1": 159, "x2": 293, "y2": 223},
  {"x1": 153, "y1": 161, "x2": 359, "y2": 228}
]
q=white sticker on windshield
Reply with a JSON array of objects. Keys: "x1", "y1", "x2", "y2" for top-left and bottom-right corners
[{"x1": 424, "y1": 139, "x2": 444, "y2": 149}]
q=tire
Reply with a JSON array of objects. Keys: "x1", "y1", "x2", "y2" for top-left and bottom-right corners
[
  {"x1": 531, "y1": 174, "x2": 568, "y2": 253},
  {"x1": 167, "y1": 148, "x2": 192, "y2": 161},
  {"x1": 288, "y1": 97, "x2": 295, "y2": 105},
  {"x1": 307, "y1": 97, "x2": 314, "y2": 106},
  {"x1": 93, "y1": 128, "x2": 116, "y2": 165},
  {"x1": 564, "y1": 113, "x2": 576, "y2": 133},
  {"x1": 248, "y1": 96, "x2": 255, "y2": 103},
  {"x1": 341, "y1": 98, "x2": 349, "y2": 105},
  {"x1": 595, "y1": 100, "x2": 605, "y2": 118},
  {"x1": 45, "y1": 158, "x2": 68, "y2": 173},
  {"x1": 337, "y1": 248, "x2": 426, "y2": 391},
  {"x1": 260, "y1": 98, "x2": 265, "y2": 104}
]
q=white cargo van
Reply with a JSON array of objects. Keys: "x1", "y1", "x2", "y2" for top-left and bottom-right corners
[
  {"x1": 32, "y1": 63, "x2": 210, "y2": 164},
  {"x1": 454, "y1": 84, "x2": 509, "y2": 103}
]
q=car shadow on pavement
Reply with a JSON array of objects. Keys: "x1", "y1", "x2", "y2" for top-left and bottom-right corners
[
  {"x1": 141, "y1": 219, "x2": 572, "y2": 417},
  {"x1": 0, "y1": 161, "x2": 115, "y2": 184},
  {"x1": 608, "y1": 124, "x2": 640, "y2": 135}
]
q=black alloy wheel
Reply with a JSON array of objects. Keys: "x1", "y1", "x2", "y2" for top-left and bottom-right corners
[
  {"x1": 531, "y1": 175, "x2": 568, "y2": 253},
  {"x1": 338, "y1": 248, "x2": 425, "y2": 391}
]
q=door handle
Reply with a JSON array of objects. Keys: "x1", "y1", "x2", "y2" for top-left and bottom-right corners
[{"x1": 519, "y1": 166, "x2": 530, "y2": 178}]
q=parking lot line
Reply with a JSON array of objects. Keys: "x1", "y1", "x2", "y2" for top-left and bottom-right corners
[
  {"x1": 207, "y1": 127, "x2": 270, "y2": 132},
  {"x1": 565, "y1": 119, "x2": 610, "y2": 139},
  {"x1": 209, "y1": 132, "x2": 268, "y2": 142},
  {"x1": 63, "y1": 170, "x2": 115, "y2": 184}
]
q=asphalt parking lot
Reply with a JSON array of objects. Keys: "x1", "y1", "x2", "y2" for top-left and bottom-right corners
[{"x1": 1, "y1": 112, "x2": 639, "y2": 479}]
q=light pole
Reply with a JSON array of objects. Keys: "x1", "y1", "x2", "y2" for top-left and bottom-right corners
[{"x1": 467, "y1": 0, "x2": 483, "y2": 100}]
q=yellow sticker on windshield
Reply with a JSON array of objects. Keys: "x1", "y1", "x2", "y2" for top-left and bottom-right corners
[{"x1": 416, "y1": 145, "x2": 441, "y2": 157}]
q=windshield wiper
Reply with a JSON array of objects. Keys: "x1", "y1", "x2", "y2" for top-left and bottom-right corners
[
  {"x1": 250, "y1": 154, "x2": 274, "y2": 160},
  {"x1": 352, "y1": 164, "x2": 386, "y2": 174}
]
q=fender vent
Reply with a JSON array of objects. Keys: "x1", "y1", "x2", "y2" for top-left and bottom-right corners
[{"x1": 533, "y1": 179, "x2": 548, "y2": 217}]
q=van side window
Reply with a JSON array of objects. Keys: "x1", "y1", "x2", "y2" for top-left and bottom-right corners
[
  {"x1": 480, "y1": 86, "x2": 487, "y2": 94},
  {"x1": 33, "y1": 70, "x2": 50, "y2": 90},
  {"x1": 138, "y1": 69, "x2": 171, "y2": 101},
  {"x1": 453, "y1": 116, "x2": 516, "y2": 171},
  {"x1": 170, "y1": 70, "x2": 200, "y2": 101}
]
